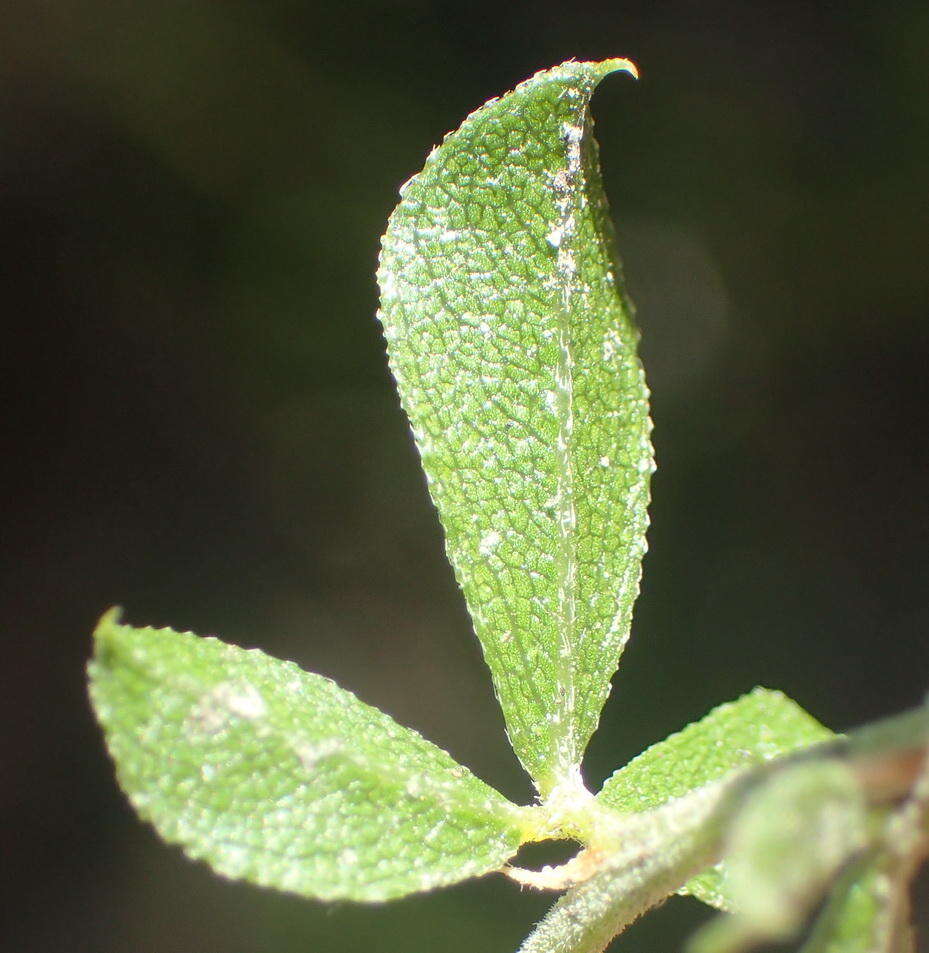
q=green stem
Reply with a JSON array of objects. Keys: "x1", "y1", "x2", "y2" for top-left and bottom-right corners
[{"x1": 518, "y1": 781, "x2": 732, "y2": 953}]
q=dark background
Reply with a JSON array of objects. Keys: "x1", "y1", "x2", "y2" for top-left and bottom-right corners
[{"x1": 3, "y1": 1, "x2": 928, "y2": 950}]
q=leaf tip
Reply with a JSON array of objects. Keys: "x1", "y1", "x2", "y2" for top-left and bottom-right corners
[
  {"x1": 91, "y1": 606, "x2": 126, "y2": 660},
  {"x1": 95, "y1": 605, "x2": 124, "y2": 633},
  {"x1": 603, "y1": 57, "x2": 640, "y2": 81}
]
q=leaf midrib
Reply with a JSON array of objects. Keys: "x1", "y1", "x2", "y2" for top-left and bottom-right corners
[{"x1": 549, "y1": 95, "x2": 589, "y2": 789}]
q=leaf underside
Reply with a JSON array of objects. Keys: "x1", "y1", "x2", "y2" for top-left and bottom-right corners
[
  {"x1": 378, "y1": 58, "x2": 652, "y2": 794},
  {"x1": 597, "y1": 687, "x2": 833, "y2": 909},
  {"x1": 88, "y1": 611, "x2": 527, "y2": 901}
]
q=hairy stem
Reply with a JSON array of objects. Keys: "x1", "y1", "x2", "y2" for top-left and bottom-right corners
[{"x1": 518, "y1": 782, "x2": 731, "y2": 953}]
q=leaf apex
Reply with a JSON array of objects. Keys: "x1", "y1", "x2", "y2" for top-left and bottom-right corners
[
  {"x1": 600, "y1": 57, "x2": 640, "y2": 81},
  {"x1": 90, "y1": 606, "x2": 128, "y2": 662},
  {"x1": 94, "y1": 605, "x2": 124, "y2": 635}
]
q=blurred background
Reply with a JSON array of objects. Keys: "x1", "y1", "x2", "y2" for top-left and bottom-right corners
[{"x1": 3, "y1": 1, "x2": 928, "y2": 950}]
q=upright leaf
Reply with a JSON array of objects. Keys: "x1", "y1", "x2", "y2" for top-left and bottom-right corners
[
  {"x1": 88, "y1": 611, "x2": 530, "y2": 901},
  {"x1": 378, "y1": 59, "x2": 652, "y2": 794},
  {"x1": 598, "y1": 687, "x2": 832, "y2": 909}
]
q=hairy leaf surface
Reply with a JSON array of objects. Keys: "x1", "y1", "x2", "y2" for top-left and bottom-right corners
[
  {"x1": 88, "y1": 611, "x2": 528, "y2": 901},
  {"x1": 598, "y1": 687, "x2": 832, "y2": 909},
  {"x1": 378, "y1": 59, "x2": 652, "y2": 793}
]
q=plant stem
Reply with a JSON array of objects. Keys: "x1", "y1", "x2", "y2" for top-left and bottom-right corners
[{"x1": 517, "y1": 700, "x2": 929, "y2": 953}]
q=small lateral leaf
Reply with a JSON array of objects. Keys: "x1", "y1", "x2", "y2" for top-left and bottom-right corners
[
  {"x1": 88, "y1": 611, "x2": 529, "y2": 901},
  {"x1": 597, "y1": 687, "x2": 832, "y2": 909},
  {"x1": 378, "y1": 58, "x2": 652, "y2": 794}
]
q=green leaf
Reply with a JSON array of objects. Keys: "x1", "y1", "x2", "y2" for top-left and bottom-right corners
[
  {"x1": 794, "y1": 699, "x2": 928, "y2": 953},
  {"x1": 711, "y1": 760, "x2": 868, "y2": 948},
  {"x1": 688, "y1": 759, "x2": 870, "y2": 953},
  {"x1": 597, "y1": 687, "x2": 832, "y2": 909},
  {"x1": 88, "y1": 610, "x2": 530, "y2": 901},
  {"x1": 798, "y1": 857, "x2": 907, "y2": 953},
  {"x1": 377, "y1": 58, "x2": 652, "y2": 794}
]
